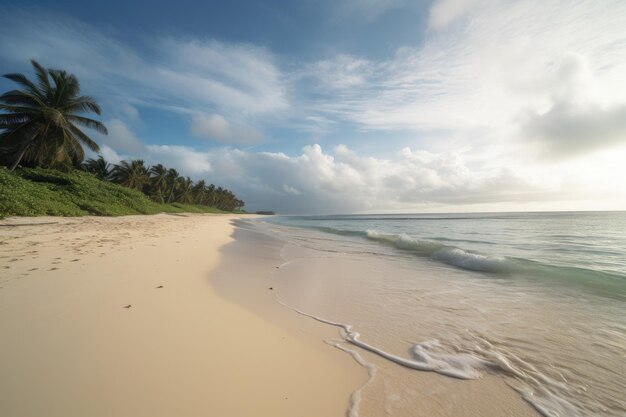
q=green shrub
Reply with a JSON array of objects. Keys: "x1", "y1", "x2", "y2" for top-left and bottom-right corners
[{"x1": 0, "y1": 168, "x2": 228, "y2": 218}]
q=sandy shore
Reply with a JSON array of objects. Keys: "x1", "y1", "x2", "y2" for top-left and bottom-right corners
[
  {"x1": 0, "y1": 214, "x2": 364, "y2": 417},
  {"x1": 212, "y1": 221, "x2": 541, "y2": 417}
]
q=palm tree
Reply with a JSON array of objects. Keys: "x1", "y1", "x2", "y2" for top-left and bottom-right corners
[
  {"x1": 148, "y1": 163, "x2": 168, "y2": 203},
  {"x1": 192, "y1": 180, "x2": 207, "y2": 205},
  {"x1": 206, "y1": 183, "x2": 216, "y2": 206},
  {"x1": 111, "y1": 159, "x2": 150, "y2": 191},
  {"x1": 176, "y1": 176, "x2": 194, "y2": 204},
  {"x1": 83, "y1": 155, "x2": 111, "y2": 180},
  {"x1": 0, "y1": 60, "x2": 107, "y2": 170},
  {"x1": 165, "y1": 168, "x2": 179, "y2": 203}
]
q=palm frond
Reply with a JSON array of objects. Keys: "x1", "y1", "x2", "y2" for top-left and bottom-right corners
[
  {"x1": 64, "y1": 96, "x2": 102, "y2": 115},
  {"x1": 30, "y1": 60, "x2": 52, "y2": 96},
  {"x1": 67, "y1": 115, "x2": 108, "y2": 134},
  {"x1": 0, "y1": 90, "x2": 45, "y2": 108},
  {"x1": 0, "y1": 113, "x2": 33, "y2": 126},
  {"x1": 2, "y1": 73, "x2": 43, "y2": 99},
  {"x1": 49, "y1": 70, "x2": 69, "y2": 106},
  {"x1": 68, "y1": 124, "x2": 100, "y2": 152}
]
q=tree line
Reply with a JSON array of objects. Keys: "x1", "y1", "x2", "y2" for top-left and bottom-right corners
[
  {"x1": 83, "y1": 156, "x2": 243, "y2": 211},
  {"x1": 0, "y1": 60, "x2": 244, "y2": 212}
]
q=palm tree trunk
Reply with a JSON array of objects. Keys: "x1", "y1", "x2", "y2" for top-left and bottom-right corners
[{"x1": 9, "y1": 145, "x2": 28, "y2": 171}]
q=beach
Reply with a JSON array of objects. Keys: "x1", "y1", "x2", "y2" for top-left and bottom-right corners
[
  {"x1": 212, "y1": 220, "x2": 543, "y2": 417},
  {"x1": 1, "y1": 213, "x2": 623, "y2": 417},
  {"x1": 244, "y1": 213, "x2": 625, "y2": 417},
  {"x1": 0, "y1": 214, "x2": 365, "y2": 417}
]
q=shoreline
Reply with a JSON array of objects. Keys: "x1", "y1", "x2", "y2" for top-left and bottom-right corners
[
  {"x1": 214, "y1": 219, "x2": 542, "y2": 417},
  {"x1": 0, "y1": 214, "x2": 364, "y2": 417}
]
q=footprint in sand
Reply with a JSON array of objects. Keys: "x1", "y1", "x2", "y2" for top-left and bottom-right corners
[
  {"x1": 28, "y1": 268, "x2": 38, "y2": 271},
  {"x1": 70, "y1": 259, "x2": 80, "y2": 262},
  {"x1": 49, "y1": 267, "x2": 59, "y2": 271}
]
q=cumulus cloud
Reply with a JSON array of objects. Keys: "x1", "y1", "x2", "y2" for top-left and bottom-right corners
[
  {"x1": 96, "y1": 119, "x2": 145, "y2": 154},
  {"x1": 86, "y1": 123, "x2": 626, "y2": 213},
  {"x1": 190, "y1": 113, "x2": 263, "y2": 145},
  {"x1": 145, "y1": 145, "x2": 212, "y2": 177},
  {"x1": 131, "y1": 143, "x2": 549, "y2": 213},
  {"x1": 522, "y1": 102, "x2": 626, "y2": 158},
  {"x1": 518, "y1": 53, "x2": 626, "y2": 157},
  {"x1": 97, "y1": 145, "x2": 124, "y2": 165}
]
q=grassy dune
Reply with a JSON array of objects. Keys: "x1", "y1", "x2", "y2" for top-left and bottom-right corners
[{"x1": 0, "y1": 168, "x2": 228, "y2": 218}]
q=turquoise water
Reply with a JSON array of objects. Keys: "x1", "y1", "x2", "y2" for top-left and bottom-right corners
[
  {"x1": 257, "y1": 211, "x2": 626, "y2": 416},
  {"x1": 268, "y1": 211, "x2": 626, "y2": 300}
]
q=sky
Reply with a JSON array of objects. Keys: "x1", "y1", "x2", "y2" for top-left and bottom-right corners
[{"x1": 1, "y1": 0, "x2": 625, "y2": 213}]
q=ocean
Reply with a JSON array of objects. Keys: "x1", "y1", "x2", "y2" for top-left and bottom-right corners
[{"x1": 249, "y1": 211, "x2": 626, "y2": 417}]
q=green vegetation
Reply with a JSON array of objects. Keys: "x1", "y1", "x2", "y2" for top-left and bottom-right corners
[
  {"x1": 0, "y1": 60, "x2": 106, "y2": 171},
  {"x1": 84, "y1": 156, "x2": 244, "y2": 211},
  {"x1": 0, "y1": 61, "x2": 245, "y2": 217},
  {"x1": 0, "y1": 167, "x2": 228, "y2": 218}
]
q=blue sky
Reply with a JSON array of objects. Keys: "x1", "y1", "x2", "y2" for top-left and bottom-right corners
[{"x1": 1, "y1": 0, "x2": 626, "y2": 213}]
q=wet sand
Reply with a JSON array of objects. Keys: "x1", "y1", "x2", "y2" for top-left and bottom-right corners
[{"x1": 211, "y1": 220, "x2": 541, "y2": 417}]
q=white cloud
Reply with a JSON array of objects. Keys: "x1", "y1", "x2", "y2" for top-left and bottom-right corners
[
  {"x1": 299, "y1": 0, "x2": 626, "y2": 146},
  {"x1": 214, "y1": 144, "x2": 626, "y2": 212},
  {"x1": 118, "y1": 103, "x2": 141, "y2": 122},
  {"x1": 145, "y1": 145, "x2": 212, "y2": 177},
  {"x1": 158, "y1": 39, "x2": 287, "y2": 115},
  {"x1": 97, "y1": 145, "x2": 124, "y2": 165},
  {"x1": 300, "y1": 54, "x2": 373, "y2": 90},
  {"x1": 521, "y1": 101, "x2": 626, "y2": 158},
  {"x1": 96, "y1": 119, "x2": 145, "y2": 154},
  {"x1": 517, "y1": 53, "x2": 626, "y2": 157},
  {"x1": 86, "y1": 129, "x2": 626, "y2": 213},
  {"x1": 0, "y1": 9, "x2": 288, "y2": 135},
  {"x1": 126, "y1": 143, "x2": 550, "y2": 213},
  {"x1": 283, "y1": 184, "x2": 302, "y2": 195},
  {"x1": 190, "y1": 113, "x2": 263, "y2": 145}
]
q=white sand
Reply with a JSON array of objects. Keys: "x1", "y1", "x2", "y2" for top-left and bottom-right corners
[{"x1": 0, "y1": 214, "x2": 364, "y2": 417}]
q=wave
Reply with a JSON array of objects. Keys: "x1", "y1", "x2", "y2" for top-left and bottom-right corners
[
  {"x1": 365, "y1": 230, "x2": 626, "y2": 297},
  {"x1": 366, "y1": 230, "x2": 511, "y2": 273},
  {"x1": 293, "y1": 226, "x2": 626, "y2": 300}
]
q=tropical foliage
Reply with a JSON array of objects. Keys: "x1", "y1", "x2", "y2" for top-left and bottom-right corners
[
  {"x1": 86, "y1": 158, "x2": 244, "y2": 212},
  {"x1": 0, "y1": 167, "x2": 229, "y2": 218},
  {"x1": 0, "y1": 60, "x2": 107, "y2": 170},
  {"x1": 0, "y1": 61, "x2": 246, "y2": 214},
  {"x1": 83, "y1": 155, "x2": 111, "y2": 180}
]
